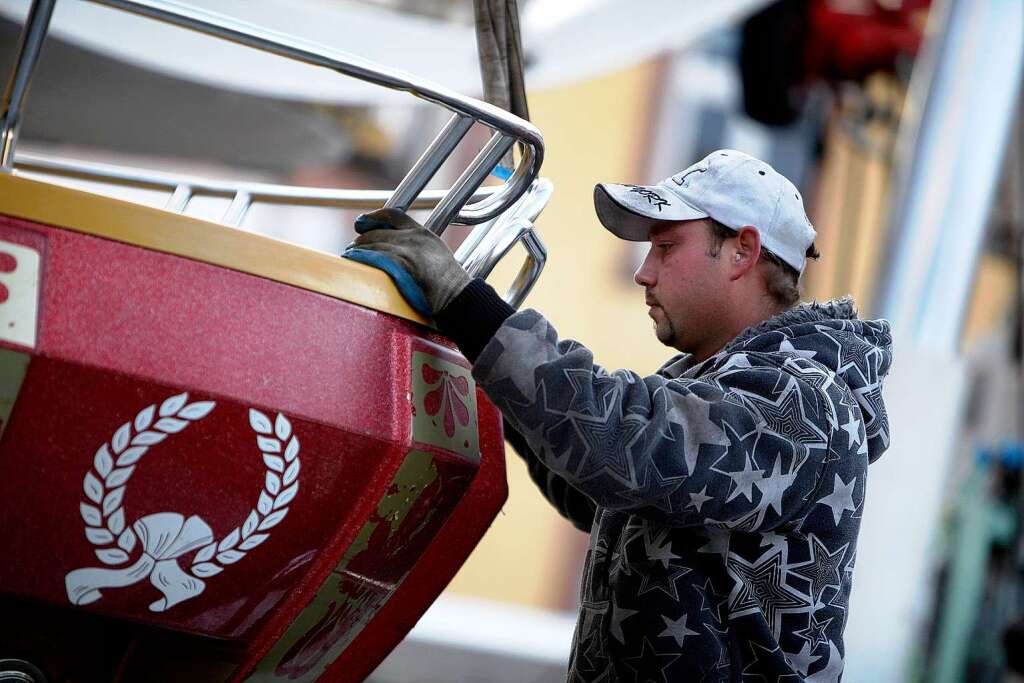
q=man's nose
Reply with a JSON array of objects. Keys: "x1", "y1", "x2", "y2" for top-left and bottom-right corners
[{"x1": 634, "y1": 251, "x2": 656, "y2": 287}]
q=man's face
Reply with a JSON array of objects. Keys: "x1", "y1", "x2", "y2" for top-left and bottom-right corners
[{"x1": 633, "y1": 219, "x2": 730, "y2": 354}]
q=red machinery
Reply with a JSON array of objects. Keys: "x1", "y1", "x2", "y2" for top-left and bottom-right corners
[{"x1": 0, "y1": 1, "x2": 548, "y2": 681}]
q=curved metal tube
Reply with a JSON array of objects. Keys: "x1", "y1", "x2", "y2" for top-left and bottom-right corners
[
  {"x1": 454, "y1": 142, "x2": 538, "y2": 224},
  {"x1": 460, "y1": 216, "x2": 547, "y2": 309},
  {"x1": 507, "y1": 227, "x2": 546, "y2": 310},
  {"x1": 455, "y1": 177, "x2": 553, "y2": 264},
  {"x1": 85, "y1": 0, "x2": 544, "y2": 229},
  {"x1": 384, "y1": 113, "x2": 474, "y2": 215},
  {"x1": 13, "y1": 153, "x2": 500, "y2": 210},
  {"x1": 1, "y1": 0, "x2": 544, "y2": 231},
  {"x1": 456, "y1": 178, "x2": 552, "y2": 309},
  {"x1": 424, "y1": 132, "x2": 514, "y2": 232}
]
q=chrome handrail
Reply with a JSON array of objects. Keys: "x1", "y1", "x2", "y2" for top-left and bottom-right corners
[
  {"x1": 14, "y1": 150, "x2": 552, "y2": 309},
  {"x1": 15, "y1": 151, "x2": 551, "y2": 309},
  {"x1": 456, "y1": 177, "x2": 552, "y2": 266},
  {"x1": 13, "y1": 153, "x2": 502, "y2": 225},
  {"x1": 0, "y1": 0, "x2": 545, "y2": 234},
  {"x1": 456, "y1": 178, "x2": 551, "y2": 309},
  {"x1": 461, "y1": 217, "x2": 546, "y2": 310}
]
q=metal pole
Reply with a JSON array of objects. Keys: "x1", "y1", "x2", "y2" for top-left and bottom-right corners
[
  {"x1": 425, "y1": 132, "x2": 514, "y2": 233},
  {"x1": 0, "y1": 0, "x2": 57, "y2": 170},
  {"x1": 384, "y1": 113, "x2": 474, "y2": 213}
]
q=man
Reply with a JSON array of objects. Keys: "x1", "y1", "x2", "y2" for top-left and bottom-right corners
[{"x1": 345, "y1": 149, "x2": 893, "y2": 681}]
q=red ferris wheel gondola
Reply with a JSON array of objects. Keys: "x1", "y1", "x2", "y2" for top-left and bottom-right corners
[{"x1": 0, "y1": 1, "x2": 549, "y2": 681}]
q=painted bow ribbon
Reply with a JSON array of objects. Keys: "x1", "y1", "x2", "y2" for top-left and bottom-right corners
[{"x1": 65, "y1": 512, "x2": 213, "y2": 612}]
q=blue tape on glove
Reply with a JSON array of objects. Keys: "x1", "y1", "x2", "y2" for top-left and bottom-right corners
[{"x1": 342, "y1": 248, "x2": 432, "y2": 318}]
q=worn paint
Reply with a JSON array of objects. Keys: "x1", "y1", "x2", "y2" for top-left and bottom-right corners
[
  {"x1": 249, "y1": 449, "x2": 463, "y2": 683},
  {"x1": 0, "y1": 348, "x2": 29, "y2": 439}
]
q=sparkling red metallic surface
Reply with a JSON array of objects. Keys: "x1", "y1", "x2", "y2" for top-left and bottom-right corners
[{"x1": 0, "y1": 214, "x2": 508, "y2": 682}]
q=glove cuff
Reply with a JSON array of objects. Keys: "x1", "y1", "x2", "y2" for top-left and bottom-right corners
[
  {"x1": 430, "y1": 268, "x2": 473, "y2": 314},
  {"x1": 434, "y1": 278, "x2": 515, "y2": 363}
]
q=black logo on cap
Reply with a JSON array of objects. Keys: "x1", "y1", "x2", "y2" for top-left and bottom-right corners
[{"x1": 627, "y1": 185, "x2": 670, "y2": 211}]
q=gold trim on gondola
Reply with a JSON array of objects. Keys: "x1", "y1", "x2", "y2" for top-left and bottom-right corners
[{"x1": 0, "y1": 173, "x2": 429, "y2": 325}]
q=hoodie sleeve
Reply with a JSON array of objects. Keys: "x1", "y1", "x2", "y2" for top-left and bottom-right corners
[
  {"x1": 471, "y1": 309, "x2": 833, "y2": 530},
  {"x1": 435, "y1": 280, "x2": 597, "y2": 531},
  {"x1": 504, "y1": 419, "x2": 597, "y2": 533}
]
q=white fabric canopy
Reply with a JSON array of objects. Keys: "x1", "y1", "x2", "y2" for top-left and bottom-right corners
[{"x1": 0, "y1": 0, "x2": 771, "y2": 104}]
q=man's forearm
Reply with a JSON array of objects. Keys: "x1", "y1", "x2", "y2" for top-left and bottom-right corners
[{"x1": 435, "y1": 281, "x2": 597, "y2": 531}]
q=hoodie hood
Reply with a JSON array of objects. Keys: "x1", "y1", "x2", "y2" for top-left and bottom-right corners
[
  {"x1": 732, "y1": 296, "x2": 893, "y2": 463},
  {"x1": 661, "y1": 297, "x2": 893, "y2": 463}
]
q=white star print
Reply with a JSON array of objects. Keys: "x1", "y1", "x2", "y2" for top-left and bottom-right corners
[
  {"x1": 840, "y1": 410, "x2": 862, "y2": 448},
  {"x1": 568, "y1": 400, "x2": 647, "y2": 486},
  {"x1": 726, "y1": 452, "x2": 765, "y2": 503},
  {"x1": 609, "y1": 595, "x2": 638, "y2": 644},
  {"x1": 656, "y1": 386, "x2": 730, "y2": 475},
  {"x1": 790, "y1": 534, "x2": 848, "y2": 603},
  {"x1": 780, "y1": 338, "x2": 819, "y2": 359},
  {"x1": 784, "y1": 641, "x2": 822, "y2": 676},
  {"x1": 687, "y1": 485, "x2": 713, "y2": 513},
  {"x1": 754, "y1": 453, "x2": 799, "y2": 517},
  {"x1": 726, "y1": 546, "x2": 811, "y2": 638},
  {"x1": 816, "y1": 474, "x2": 857, "y2": 525},
  {"x1": 659, "y1": 612, "x2": 699, "y2": 647},
  {"x1": 483, "y1": 317, "x2": 558, "y2": 401},
  {"x1": 639, "y1": 565, "x2": 692, "y2": 601},
  {"x1": 853, "y1": 378, "x2": 888, "y2": 443},
  {"x1": 644, "y1": 529, "x2": 680, "y2": 568},
  {"x1": 807, "y1": 641, "x2": 843, "y2": 682},
  {"x1": 760, "y1": 531, "x2": 787, "y2": 549},
  {"x1": 740, "y1": 378, "x2": 828, "y2": 447},
  {"x1": 716, "y1": 353, "x2": 754, "y2": 372}
]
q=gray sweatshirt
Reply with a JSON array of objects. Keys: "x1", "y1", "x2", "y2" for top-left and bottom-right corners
[{"x1": 437, "y1": 285, "x2": 892, "y2": 682}]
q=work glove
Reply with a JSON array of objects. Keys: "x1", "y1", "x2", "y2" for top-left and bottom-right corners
[{"x1": 342, "y1": 208, "x2": 472, "y2": 318}]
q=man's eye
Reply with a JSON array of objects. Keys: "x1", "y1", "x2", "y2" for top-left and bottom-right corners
[{"x1": 656, "y1": 242, "x2": 673, "y2": 250}]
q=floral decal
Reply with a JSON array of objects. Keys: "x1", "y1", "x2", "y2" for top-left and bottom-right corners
[
  {"x1": 422, "y1": 364, "x2": 471, "y2": 438},
  {"x1": 410, "y1": 350, "x2": 479, "y2": 460}
]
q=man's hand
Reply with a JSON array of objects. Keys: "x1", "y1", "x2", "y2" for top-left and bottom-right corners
[{"x1": 343, "y1": 208, "x2": 472, "y2": 318}]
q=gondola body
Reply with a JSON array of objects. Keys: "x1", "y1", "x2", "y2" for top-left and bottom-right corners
[{"x1": 0, "y1": 173, "x2": 509, "y2": 682}]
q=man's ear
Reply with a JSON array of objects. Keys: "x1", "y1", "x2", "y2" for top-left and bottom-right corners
[{"x1": 728, "y1": 226, "x2": 761, "y2": 280}]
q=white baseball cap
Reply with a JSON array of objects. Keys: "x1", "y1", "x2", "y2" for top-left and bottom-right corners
[{"x1": 594, "y1": 149, "x2": 817, "y2": 273}]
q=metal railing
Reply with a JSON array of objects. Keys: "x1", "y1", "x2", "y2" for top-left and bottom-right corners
[
  {"x1": 0, "y1": 0, "x2": 550, "y2": 308},
  {"x1": 14, "y1": 153, "x2": 502, "y2": 224},
  {"x1": 15, "y1": 152, "x2": 550, "y2": 308},
  {"x1": 457, "y1": 177, "x2": 551, "y2": 309}
]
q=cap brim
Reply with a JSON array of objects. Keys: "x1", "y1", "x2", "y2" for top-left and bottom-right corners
[{"x1": 594, "y1": 183, "x2": 707, "y2": 241}]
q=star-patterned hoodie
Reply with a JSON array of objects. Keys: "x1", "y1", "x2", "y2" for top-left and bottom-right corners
[{"x1": 435, "y1": 281, "x2": 892, "y2": 682}]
